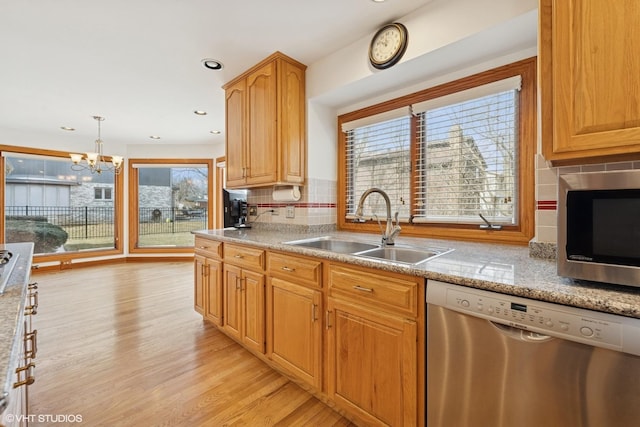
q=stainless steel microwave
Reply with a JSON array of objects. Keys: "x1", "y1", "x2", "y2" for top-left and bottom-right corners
[{"x1": 558, "y1": 169, "x2": 640, "y2": 288}]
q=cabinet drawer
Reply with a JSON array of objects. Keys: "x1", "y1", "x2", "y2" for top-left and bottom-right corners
[
  {"x1": 194, "y1": 237, "x2": 222, "y2": 259},
  {"x1": 224, "y1": 244, "x2": 265, "y2": 271},
  {"x1": 268, "y1": 252, "x2": 322, "y2": 288},
  {"x1": 329, "y1": 264, "x2": 419, "y2": 317}
]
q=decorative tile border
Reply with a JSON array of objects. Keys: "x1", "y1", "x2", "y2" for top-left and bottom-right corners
[{"x1": 536, "y1": 200, "x2": 557, "y2": 211}]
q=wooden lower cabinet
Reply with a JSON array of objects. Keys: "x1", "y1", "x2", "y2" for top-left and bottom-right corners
[
  {"x1": 267, "y1": 277, "x2": 322, "y2": 389},
  {"x1": 326, "y1": 297, "x2": 418, "y2": 427},
  {"x1": 194, "y1": 255, "x2": 206, "y2": 316},
  {"x1": 223, "y1": 263, "x2": 266, "y2": 354},
  {"x1": 204, "y1": 258, "x2": 223, "y2": 326},
  {"x1": 195, "y1": 254, "x2": 223, "y2": 326},
  {"x1": 194, "y1": 241, "x2": 424, "y2": 426}
]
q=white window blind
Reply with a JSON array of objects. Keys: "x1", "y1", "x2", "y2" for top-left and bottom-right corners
[
  {"x1": 344, "y1": 115, "x2": 412, "y2": 220},
  {"x1": 413, "y1": 79, "x2": 519, "y2": 225},
  {"x1": 343, "y1": 75, "x2": 520, "y2": 226}
]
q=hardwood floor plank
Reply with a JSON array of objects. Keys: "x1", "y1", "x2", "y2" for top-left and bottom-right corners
[{"x1": 29, "y1": 262, "x2": 356, "y2": 426}]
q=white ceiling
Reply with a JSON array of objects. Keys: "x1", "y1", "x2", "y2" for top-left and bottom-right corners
[{"x1": 0, "y1": 0, "x2": 430, "y2": 149}]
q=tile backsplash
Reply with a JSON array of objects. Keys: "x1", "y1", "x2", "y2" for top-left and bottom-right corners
[
  {"x1": 241, "y1": 155, "x2": 639, "y2": 244},
  {"x1": 534, "y1": 154, "x2": 640, "y2": 244},
  {"x1": 245, "y1": 177, "x2": 337, "y2": 229}
]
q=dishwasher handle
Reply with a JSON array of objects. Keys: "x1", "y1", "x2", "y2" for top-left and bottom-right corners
[{"x1": 490, "y1": 321, "x2": 555, "y2": 343}]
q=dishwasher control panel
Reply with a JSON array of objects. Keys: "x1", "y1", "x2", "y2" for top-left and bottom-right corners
[{"x1": 426, "y1": 280, "x2": 640, "y2": 356}]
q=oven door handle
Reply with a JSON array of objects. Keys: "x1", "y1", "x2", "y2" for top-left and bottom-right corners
[{"x1": 490, "y1": 321, "x2": 554, "y2": 343}]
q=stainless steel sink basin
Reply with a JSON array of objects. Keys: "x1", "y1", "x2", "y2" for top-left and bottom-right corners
[
  {"x1": 355, "y1": 246, "x2": 453, "y2": 265},
  {"x1": 283, "y1": 236, "x2": 453, "y2": 265},
  {"x1": 283, "y1": 236, "x2": 380, "y2": 254}
]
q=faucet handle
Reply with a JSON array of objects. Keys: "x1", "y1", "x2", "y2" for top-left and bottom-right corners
[{"x1": 393, "y1": 212, "x2": 399, "y2": 225}]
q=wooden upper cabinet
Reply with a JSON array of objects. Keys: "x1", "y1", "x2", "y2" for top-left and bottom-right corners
[
  {"x1": 540, "y1": 0, "x2": 640, "y2": 164},
  {"x1": 247, "y1": 61, "x2": 278, "y2": 186},
  {"x1": 225, "y1": 79, "x2": 247, "y2": 187},
  {"x1": 223, "y1": 52, "x2": 306, "y2": 188}
]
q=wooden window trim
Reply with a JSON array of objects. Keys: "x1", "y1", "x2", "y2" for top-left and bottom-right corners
[
  {"x1": 128, "y1": 158, "x2": 214, "y2": 254},
  {"x1": 0, "y1": 144, "x2": 124, "y2": 261},
  {"x1": 337, "y1": 57, "x2": 536, "y2": 245}
]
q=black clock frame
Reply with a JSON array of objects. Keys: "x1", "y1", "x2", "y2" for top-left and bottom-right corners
[{"x1": 369, "y1": 22, "x2": 409, "y2": 70}]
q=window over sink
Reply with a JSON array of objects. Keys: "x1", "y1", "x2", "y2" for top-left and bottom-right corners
[{"x1": 338, "y1": 58, "x2": 536, "y2": 244}]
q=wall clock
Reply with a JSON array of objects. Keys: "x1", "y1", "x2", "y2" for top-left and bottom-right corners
[{"x1": 368, "y1": 22, "x2": 409, "y2": 70}]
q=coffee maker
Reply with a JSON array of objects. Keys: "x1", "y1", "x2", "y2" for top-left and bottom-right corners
[{"x1": 223, "y1": 189, "x2": 249, "y2": 228}]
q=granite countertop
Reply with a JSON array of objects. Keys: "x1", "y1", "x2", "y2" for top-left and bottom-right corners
[
  {"x1": 0, "y1": 242, "x2": 34, "y2": 410},
  {"x1": 193, "y1": 229, "x2": 640, "y2": 319}
]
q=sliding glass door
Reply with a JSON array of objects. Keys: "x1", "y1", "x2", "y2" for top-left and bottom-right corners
[{"x1": 128, "y1": 159, "x2": 213, "y2": 252}]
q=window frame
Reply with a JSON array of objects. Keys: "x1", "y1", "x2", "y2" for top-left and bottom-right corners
[
  {"x1": 94, "y1": 187, "x2": 113, "y2": 200},
  {"x1": 0, "y1": 144, "x2": 124, "y2": 262},
  {"x1": 337, "y1": 57, "x2": 536, "y2": 245},
  {"x1": 128, "y1": 158, "x2": 214, "y2": 254}
]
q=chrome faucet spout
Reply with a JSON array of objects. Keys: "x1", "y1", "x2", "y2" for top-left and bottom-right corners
[{"x1": 355, "y1": 187, "x2": 402, "y2": 245}]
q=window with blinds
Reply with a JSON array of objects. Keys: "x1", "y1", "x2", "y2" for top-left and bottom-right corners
[
  {"x1": 343, "y1": 109, "x2": 412, "y2": 219},
  {"x1": 343, "y1": 76, "x2": 520, "y2": 226},
  {"x1": 414, "y1": 77, "x2": 520, "y2": 225}
]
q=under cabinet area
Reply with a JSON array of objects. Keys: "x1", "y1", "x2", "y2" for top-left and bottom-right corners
[{"x1": 192, "y1": 238, "x2": 425, "y2": 426}]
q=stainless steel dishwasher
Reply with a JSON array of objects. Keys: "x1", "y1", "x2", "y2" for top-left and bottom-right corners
[{"x1": 426, "y1": 280, "x2": 640, "y2": 427}]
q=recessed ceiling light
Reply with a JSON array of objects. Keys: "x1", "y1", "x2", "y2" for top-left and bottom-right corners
[
  {"x1": 60, "y1": 126, "x2": 75, "y2": 131},
  {"x1": 371, "y1": 0, "x2": 386, "y2": 2},
  {"x1": 210, "y1": 130, "x2": 221, "y2": 134},
  {"x1": 194, "y1": 110, "x2": 207, "y2": 116},
  {"x1": 149, "y1": 135, "x2": 161, "y2": 140},
  {"x1": 201, "y1": 58, "x2": 224, "y2": 70}
]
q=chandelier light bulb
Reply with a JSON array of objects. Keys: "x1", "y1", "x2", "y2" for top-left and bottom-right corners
[{"x1": 69, "y1": 116, "x2": 124, "y2": 175}]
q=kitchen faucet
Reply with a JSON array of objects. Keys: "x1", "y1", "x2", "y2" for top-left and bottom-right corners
[{"x1": 355, "y1": 188, "x2": 401, "y2": 245}]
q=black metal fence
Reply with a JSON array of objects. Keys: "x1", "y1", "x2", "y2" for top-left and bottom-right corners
[
  {"x1": 138, "y1": 207, "x2": 207, "y2": 235},
  {"x1": 5, "y1": 206, "x2": 208, "y2": 239}
]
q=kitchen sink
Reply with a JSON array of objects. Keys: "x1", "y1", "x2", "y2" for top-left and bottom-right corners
[
  {"x1": 354, "y1": 246, "x2": 453, "y2": 265},
  {"x1": 283, "y1": 236, "x2": 453, "y2": 265},
  {"x1": 283, "y1": 236, "x2": 380, "y2": 254}
]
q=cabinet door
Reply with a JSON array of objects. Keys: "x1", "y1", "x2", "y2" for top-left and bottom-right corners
[
  {"x1": 223, "y1": 264, "x2": 242, "y2": 341},
  {"x1": 541, "y1": 0, "x2": 640, "y2": 162},
  {"x1": 194, "y1": 255, "x2": 206, "y2": 315},
  {"x1": 326, "y1": 298, "x2": 417, "y2": 427},
  {"x1": 242, "y1": 269, "x2": 265, "y2": 354},
  {"x1": 246, "y1": 61, "x2": 278, "y2": 185},
  {"x1": 204, "y1": 259, "x2": 223, "y2": 326},
  {"x1": 225, "y1": 79, "x2": 247, "y2": 187},
  {"x1": 278, "y1": 58, "x2": 305, "y2": 184},
  {"x1": 268, "y1": 277, "x2": 322, "y2": 389}
]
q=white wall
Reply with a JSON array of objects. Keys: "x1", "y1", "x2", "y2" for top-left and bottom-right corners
[
  {"x1": 305, "y1": 0, "x2": 538, "y2": 182},
  {"x1": 126, "y1": 143, "x2": 223, "y2": 160}
]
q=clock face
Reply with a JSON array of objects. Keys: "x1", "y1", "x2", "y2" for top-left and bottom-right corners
[{"x1": 369, "y1": 23, "x2": 408, "y2": 70}]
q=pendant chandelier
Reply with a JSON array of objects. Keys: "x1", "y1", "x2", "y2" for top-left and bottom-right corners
[{"x1": 70, "y1": 116, "x2": 124, "y2": 175}]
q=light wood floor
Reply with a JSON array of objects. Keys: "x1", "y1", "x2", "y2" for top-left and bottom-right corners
[{"x1": 29, "y1": 262, "x2": 355, "y2": 427}]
